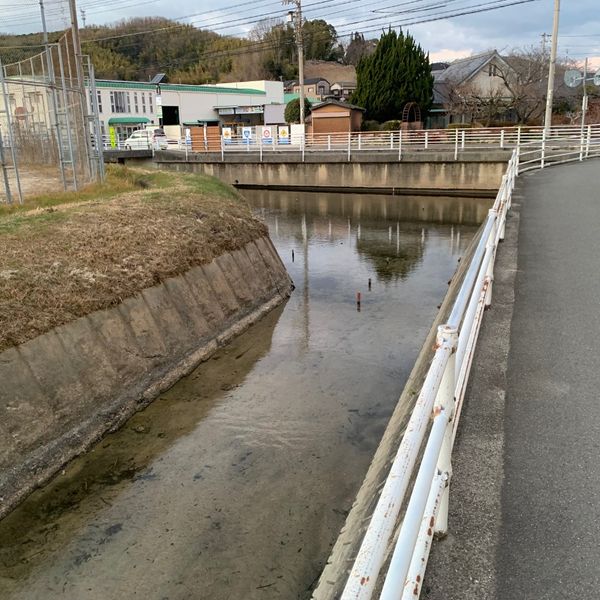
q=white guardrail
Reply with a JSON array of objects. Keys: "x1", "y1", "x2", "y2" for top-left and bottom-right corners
[{"x1": 338, "y1": 128, "x2": 600, "y2": 600}]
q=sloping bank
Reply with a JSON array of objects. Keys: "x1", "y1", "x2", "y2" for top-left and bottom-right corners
[{"x1": 0, "y1": 168, "x2": 293, "y2": 520}]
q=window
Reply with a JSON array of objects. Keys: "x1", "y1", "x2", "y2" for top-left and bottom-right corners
[
  {"x1": 126, "y1": 92, "x2": 131, "y2": 113},
  {"x1": 141, "y1": 93, "x2": 146, "y2": 113},
  {"x1": 96, "y1": 90, "x2": 102, "y2": 113},
  {"x1": 308, "y1": 87, "x2": 314, "y2": 93},
  {"x1": 134, "y1": 92, "x2": 139, "y2": 114},
  {"x1": 318, "y1": 86, "x2": 325, "y2": 96},
  {"x1": 488, "y1": 64, "x2": 498, "y2": 77},
  {"x1": 149, "y1": 94, "x2": 153, "y2": 114},
  {"x1": 110, "y1": 90, "x2": 128, "y2": 113}
]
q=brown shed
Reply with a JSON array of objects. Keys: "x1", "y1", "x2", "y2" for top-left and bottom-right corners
[{"x1": 306, "y1": 99, "x2": 365, "y2": 135}]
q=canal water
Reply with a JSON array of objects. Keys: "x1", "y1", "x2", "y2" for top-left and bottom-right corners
[{"x1": 0, "y1": 191, "x2": 485, "y2": 600}]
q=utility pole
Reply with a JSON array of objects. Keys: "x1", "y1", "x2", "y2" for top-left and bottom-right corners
[
  {"x1": 283, "y1": 0, "x2": 306, "y2": 128},
  {"x1": 80, "y1": 8, "x2": 86, "y2": 28},
  {"x1": 68, "y1": 0, "x2": 84, "y2": 90},
  {"x1": 543, "y1": 0, "x2": 560, "y2": 135},
  {"x1": 541, "y1": 32, "x2": 549, "y2": 55}
]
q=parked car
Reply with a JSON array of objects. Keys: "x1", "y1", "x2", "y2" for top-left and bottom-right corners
[{"x1": 124, "y1": 128, "x2": 168, "y2": 150}]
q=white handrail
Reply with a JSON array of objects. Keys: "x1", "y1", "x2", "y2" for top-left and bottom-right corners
[{"x1": 338, "y1": 128, "x2": 597, "y2": 600}]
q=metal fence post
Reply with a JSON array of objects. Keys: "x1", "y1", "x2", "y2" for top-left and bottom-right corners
[
  {"x1": 327, "y1": 134, "x2": 331, "y2": 151},
  {"x1": 517, "y1": 125, "x2": 521, "y2": 150},
  {"x1": 358, "y1": 132, "x2": 362, "y2": 151},
  {"x1": 461, "y1": 129, "x2": 466, "y2": 151},
  {"x1": 454, "y1": 129, "x2": 459, "y2": 160},
  {"x1": 259, "y1": 133, "x2": 263, "y2": 162},
  {"x1": 434, "y1": 326, "x2": 458, "y2": 536},
  {"x1": 221, "y1": 135, "x2": 224, "y2": 162},
  {"x1": 347, "y1": 131, "x2": 351, "y2": 162},
  {"x1": 0, "y1": 128, "x2": 13, "y2": 204},
  {"x1": 424, "y1": 131, "x2": 429, "y2": 150},
  {"x1": 500, "y1": 129, "x2": 505, "y2": 149},
  {"x1": 398, "y1": 129, "x2": 403, "y2": 161},
  {"x1": 541, "y1": 128, "x2": 546, "y2": 169},
  {"x1": 390, "y1": 131, "x2": 394, "y2": 149},
  {"x1": 586, "y1": 124, "x2": 591, "y2": 158}
]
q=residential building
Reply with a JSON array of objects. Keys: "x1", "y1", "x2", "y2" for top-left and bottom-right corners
[
  {"x1": 284, "y1": 78, "x2": 330, "y2": 102},
  {"x1": 328, "y1": 81, "x2": 357, "y2": 101},
  {"x1": 429, "y1": 50, "x2": 514, "y2": 127}
]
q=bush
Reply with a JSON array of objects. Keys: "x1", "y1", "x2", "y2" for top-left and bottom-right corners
[
  {"x1": 381, "y1": 119, "x2": 402, "y2": 131},
  {"x1": 284, "y1": 98, "x2": 312, "y2": 123},
  {"x1": 362, "y1": 119, "x2": 381, "y2": 131}
]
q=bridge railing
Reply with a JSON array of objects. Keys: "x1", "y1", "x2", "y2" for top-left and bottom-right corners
[
  {"x1": 211, "y1": 124, "x2": 600, "y2": 161},
  {"x1": 336, "y1": 128, "x2": 599, "y2": 600}
]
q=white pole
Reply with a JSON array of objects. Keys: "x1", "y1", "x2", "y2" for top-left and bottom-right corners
[
  {"x1": 580, "y1": 57, "x2": 588, "y2": 161},
  {"x1": 543, "y1": 0, "x2": 560, "y2": 135}
]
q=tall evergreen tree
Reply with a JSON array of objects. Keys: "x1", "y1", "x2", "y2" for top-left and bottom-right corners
[{"x1": 352, "y1": 29, "x2": 434, "y2": 123}]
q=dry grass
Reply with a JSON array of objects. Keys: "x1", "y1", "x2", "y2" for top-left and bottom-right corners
[{"x1": 0, "y1": 166, "x2": 267, "y2": 352}]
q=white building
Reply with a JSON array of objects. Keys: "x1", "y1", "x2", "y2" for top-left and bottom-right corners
[{"x1": 93, "y1": 79, "x2": 284, "y2": 143}]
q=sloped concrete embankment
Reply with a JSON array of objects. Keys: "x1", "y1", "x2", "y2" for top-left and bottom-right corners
[{"x1": 0, "y1": 236, "x2": 292, "y2": 520}]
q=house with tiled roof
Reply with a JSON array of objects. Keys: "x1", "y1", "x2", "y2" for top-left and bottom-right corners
[{"x1": 429, "y1": 50, "x2": 515, "y2": 127}]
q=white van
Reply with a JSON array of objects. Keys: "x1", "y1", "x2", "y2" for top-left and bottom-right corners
[{"x1": 124, "y1": 128, "x2": 168, "y2": 150}]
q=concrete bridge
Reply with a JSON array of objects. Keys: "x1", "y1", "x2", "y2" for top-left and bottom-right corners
[{"x1": 424, "y1": 158, "x2": 600, "y2": 600}]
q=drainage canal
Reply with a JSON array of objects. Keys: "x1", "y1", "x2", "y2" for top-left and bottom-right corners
[{"x1": 0, "y1": 191, "x2": 487, "y2": 600}]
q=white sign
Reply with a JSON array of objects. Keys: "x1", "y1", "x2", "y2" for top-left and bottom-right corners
[
  {"x1": 242, "y1": 127, "x2": 253, "y2": 144},
  {"x1": 185, "y1": 128, "x2": 191, "y2": 146},
  {"x1": 222, "y1": 127, "x2": 233, "y2": 144},
  {"x1": 156, "y1": 95, "x2": 162, "y2": 106},
  {"x1": 278, "y1": 125, "x2": 290, "y2": 144},
  {"x1": 261, "y1": 126, "x2": 273, "y2": 144}
]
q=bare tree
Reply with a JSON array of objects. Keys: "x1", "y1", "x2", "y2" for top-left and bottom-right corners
[
  {"x1": 442, "y1": 80, "x2": 511, "y2": 126},
  {"x1": 496, "y1": 46, "x2": 573, "y2": 123}
]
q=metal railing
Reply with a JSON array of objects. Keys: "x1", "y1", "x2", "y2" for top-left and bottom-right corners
[
  {"x1": 337, "y1": 129, "x2": 599, "y2": 600},
  {"x1": 212, "y1": 124, "x2": 600, "y2": 161}
]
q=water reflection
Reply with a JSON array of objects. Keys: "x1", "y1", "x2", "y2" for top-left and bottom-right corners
[{"x1": 0, "y1": 190, "x2": 482, "y2": 600}]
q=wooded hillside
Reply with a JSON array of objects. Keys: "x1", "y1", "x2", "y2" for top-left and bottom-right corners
[{"x1": 0, "y1": 17, "x2": 375, "y2": 84}]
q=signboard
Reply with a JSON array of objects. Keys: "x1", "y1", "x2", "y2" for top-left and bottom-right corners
[
  {"x1": 278, "y1": 125, "x2": 290, "y2": 145},
  {"x1": 236, "y1": 105, "x2": 264, "y2": 114},
  {"x1": 185, "y1": 128, "x2": 192, "y2": 146},
  {"x1": 242, "y1": 126, "x2": 253, "y2": 144},
  {"x1": 218, "y1": 107, "x2": 235, "y2": 115},
  {"x1": 109, "y1": 126, "x2": 117, "y2": 149},
  {"x1": 222, "y1": 127, "x2": 233, "y2": 144},
  {"x1": 156, "y1": 95, "x2": 162, "y2": 106},
  {"x1": 156, "y1": 105, "x2": 163, "y2": 118},
  {"x1": 261, "y1": 126, "x2": 273, "y2": 145}
]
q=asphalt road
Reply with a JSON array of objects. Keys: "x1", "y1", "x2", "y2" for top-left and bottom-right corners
[{"x1": 425, "y1": 159, "x2": 600, "y2": 599}]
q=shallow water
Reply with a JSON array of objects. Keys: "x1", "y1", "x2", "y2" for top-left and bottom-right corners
[{"x1": 0, "y1": 191, "x2": 484, "y2": 600}]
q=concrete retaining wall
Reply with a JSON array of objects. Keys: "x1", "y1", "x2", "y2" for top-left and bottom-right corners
[
  {"x1": 147, "y1": 154, "x2": 508, "y2": 194},
  {"x1": 0, "y1": 236, "x2": 292, "y2": 519}
]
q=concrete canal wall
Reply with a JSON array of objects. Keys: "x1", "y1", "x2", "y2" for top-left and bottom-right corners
[
  {"x1": 117, "y1": 152, "x2": 510, "y2": 196},
  {"x1": 0, "y1": 236, "x2": 292, "y2": 520}
]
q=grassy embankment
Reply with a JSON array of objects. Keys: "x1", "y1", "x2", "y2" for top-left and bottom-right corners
[{"x1": 0, "y1": 166, "x2": 267, "y2": 352}]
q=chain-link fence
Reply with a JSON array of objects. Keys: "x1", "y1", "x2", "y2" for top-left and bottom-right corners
[{"x1": 0, "y1": 30, "x2": 103, "y2": 204}]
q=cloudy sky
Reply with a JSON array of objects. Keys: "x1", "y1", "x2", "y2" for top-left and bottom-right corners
[{"x1": 2, "y1": 0, "x2": 599, "y2": 67}]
